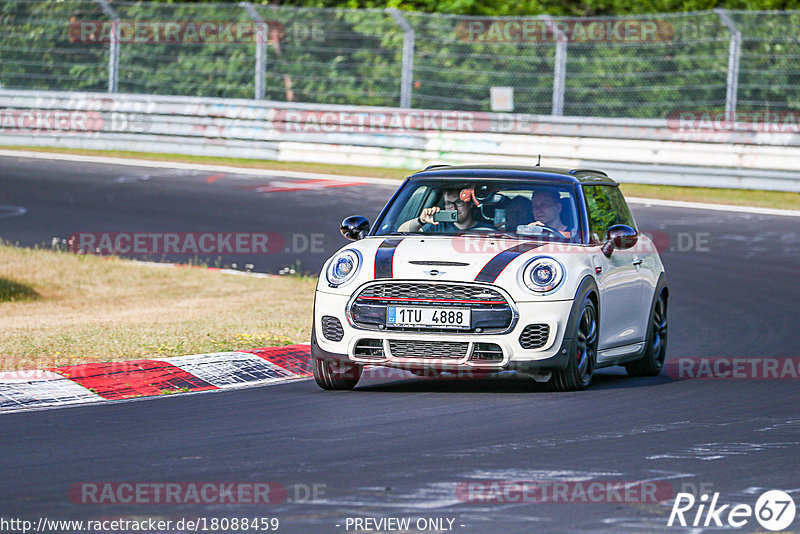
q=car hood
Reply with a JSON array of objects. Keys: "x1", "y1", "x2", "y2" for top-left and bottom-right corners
[
  {"x1": 325, "y1": 235, "x2": 584, "y2": 285},
  {"x1": 383, "y1": 235, "x2": 525, "y2": 281}
]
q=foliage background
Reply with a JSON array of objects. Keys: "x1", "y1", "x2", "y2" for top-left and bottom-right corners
[{"x1": 1, "y1": 0, "x2": 798, "y2": 118}]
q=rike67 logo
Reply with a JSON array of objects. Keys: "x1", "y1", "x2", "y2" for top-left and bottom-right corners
[{"x1": 668, "y1": 490, "x2": 796, "y2": 531}]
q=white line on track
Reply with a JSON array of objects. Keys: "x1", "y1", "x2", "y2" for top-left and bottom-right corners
[
  {"x1": 0, "y1": 205, "x2": 27, "y2": 219},
  {"x1": 0, "y1": 149, "x2": 399, "y2": 185},
  {"x1": 2, "y1": 149, "x2": 799, "y2": 217}
]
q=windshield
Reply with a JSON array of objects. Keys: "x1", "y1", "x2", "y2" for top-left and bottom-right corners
[{"x1": 374, "y1": 179, "x2": 581, "y2": 243}]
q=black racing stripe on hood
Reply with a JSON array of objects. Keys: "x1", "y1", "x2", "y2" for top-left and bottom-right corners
[
  {"x1": 474, "y1": 242, "x2": 543, "y2": 283},
  {"x1": 374, "y1": 238, "x2": 403, "y2": 278}
]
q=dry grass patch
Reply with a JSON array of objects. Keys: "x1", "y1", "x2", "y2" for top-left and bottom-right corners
[
  {"x1": 619, "y1": 183, "x2": 799, "y2": 211},
  {"x1": 0, "y1": 244, "x2": 316, "y2": 371},
  {"x1": 0, "y1": 145, "x2": 410, "y2": 180}
]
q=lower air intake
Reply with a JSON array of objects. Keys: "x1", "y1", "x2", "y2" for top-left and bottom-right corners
[
  {"x1": 388, "y1": 340, "x2": 469, "y2": 359},
  {"x1": 471, "y1": 343, "x2": 504, "y2": 362},
  {"x1": 354, "y1": 339, "x2": 385, "y2": 359},
  {"x1": 518, "y1": 324, "x2": 550, "y2": 349},
  {"x1": 321, "y1": 316, "x2": 344, "y2": 342}
]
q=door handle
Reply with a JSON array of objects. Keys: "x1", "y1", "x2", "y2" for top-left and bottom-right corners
[{"x1": 632, "y1": 258, "x2": 643, "y2": 266}]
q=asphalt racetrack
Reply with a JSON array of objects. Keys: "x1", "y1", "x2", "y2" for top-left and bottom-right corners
[{"x1": 1, "y1": 154, "x2": 800, "y2": 533}]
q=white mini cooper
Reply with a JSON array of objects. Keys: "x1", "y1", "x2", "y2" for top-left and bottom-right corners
[{"x1": 312, "y1": 165, "x2": 668, "y2": 391}]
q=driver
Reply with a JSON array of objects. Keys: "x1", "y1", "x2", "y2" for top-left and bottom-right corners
[
  {"x1": 518, "y1": 189, "x2": 572, "y2": 238},
  {"x1": 398, "y1": 188, "x2": 494, "y2": 233}
]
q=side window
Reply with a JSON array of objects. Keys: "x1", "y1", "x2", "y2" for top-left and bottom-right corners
[
  {"x1": 583, "y1": 185, "x2": 616, "y2": 243},
  {"x1": 395, "y1": 186, "x2": 431, "y2": 225},
  {"x1": 605, "y1": 186, "x2": 636, "y2": 229}
]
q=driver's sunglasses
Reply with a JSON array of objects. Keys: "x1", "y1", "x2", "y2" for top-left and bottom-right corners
[{"x1": 444, "y1": 200, "x2": 468, "y2": 209}]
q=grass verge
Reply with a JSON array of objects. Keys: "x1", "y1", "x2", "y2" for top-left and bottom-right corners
[
  {"x1": 618, "y1": 183, "x2": 799, "y2": 211},
  {"x1": 0, "y1": 243, "x2": 316, "y2": 371},
  {"x1": 0, "y1": 145, "x2": 410, "y2": 180},
  {"x1": 2, "y1": 145, "x2": 798, "y2": 210}
]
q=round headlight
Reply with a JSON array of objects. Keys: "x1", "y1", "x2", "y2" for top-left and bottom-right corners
[
  {"x1": 326, "y1": 249, "x2": 361, "y2": 287},
  {"x1": 522, "y1": 257, "x2": 564, "y2": 293}
]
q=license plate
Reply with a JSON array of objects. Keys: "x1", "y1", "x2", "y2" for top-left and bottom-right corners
[{"x1": 386, "y1": 307, "x2": 471, "y2": 329}]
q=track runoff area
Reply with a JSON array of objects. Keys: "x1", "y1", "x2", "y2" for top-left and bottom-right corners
[{"x1": 1, "y1": 152, "x2": 799, "y2": 533}]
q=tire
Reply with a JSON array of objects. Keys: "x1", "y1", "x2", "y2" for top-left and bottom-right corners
[
  {"x1": 549, "y1": 296, "x2": 597, "y2": 391},
  {"x1": 312, "y1": 357, "x2": 362, "y2": 390},
  {"x1": 625, "y1": 291, "x2": 668, "y2": 377}
]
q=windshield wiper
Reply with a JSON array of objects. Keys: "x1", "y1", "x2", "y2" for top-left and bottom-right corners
[{"x1": 457, "y1": 231, "x2": 519, "y2": 239}]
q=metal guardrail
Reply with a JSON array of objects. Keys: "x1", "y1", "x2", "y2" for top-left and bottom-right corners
[{"x1": 0, "y1": 89, "x2": 798, "y2": 192}]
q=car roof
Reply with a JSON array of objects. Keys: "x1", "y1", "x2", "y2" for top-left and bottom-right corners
[{"x1": 408, "y1": 165, "x2": 618, "y2": 185}]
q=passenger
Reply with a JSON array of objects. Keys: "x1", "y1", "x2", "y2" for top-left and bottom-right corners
[{"x1": 398, "y1": 188, "x2": 494, "y2": 233}]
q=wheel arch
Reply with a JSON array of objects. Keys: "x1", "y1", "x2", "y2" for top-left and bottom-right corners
[
  {"x1": 651, "y1": 272, "x2": 669, "y2": 312},
  {"x1": 623, "y1": 271, "x2": 669, "y2": 376},
  {"x1": 565, "y1": 275, "x2": 600, "y2": 340}
]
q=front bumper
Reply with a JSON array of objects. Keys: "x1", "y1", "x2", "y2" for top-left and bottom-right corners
[{"x1": 314, "y1": 290, "x2": 574, "y2": 372}]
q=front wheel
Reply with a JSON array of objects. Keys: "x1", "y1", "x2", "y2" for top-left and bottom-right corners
[
  {"x1": 549, "y1": 296, "x2": 597, "y2": 391},
  {"x1": 313, "y1": 358, "x2": 362, "y2": 390},
  {"x1": 626, "y1": 291, "x2": 668, "y2": 377}
]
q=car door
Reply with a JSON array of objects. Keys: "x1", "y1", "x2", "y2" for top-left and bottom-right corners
[{"x1": 583, "y1": 184, "x2": 647, "y2": 351}]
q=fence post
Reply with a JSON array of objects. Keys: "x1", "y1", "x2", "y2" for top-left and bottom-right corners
[
  {"x1": 715, "y1": 8, "x2": 741, "y2": 118},
  {"x1": 94, "y1": 0, "x2": 119, "y2": 93},
  {"x1": 543, "y1": 15, "x2": 567, "y2": 116},
  {"x1": 241, "y1": 2, "x2": 267, "y2": 100},
  {"x1": 387, "y1": 8, "x2": 414, "y2": 109}
]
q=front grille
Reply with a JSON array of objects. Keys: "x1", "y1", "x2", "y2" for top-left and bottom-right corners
[
  {"x1": 408, "y1": 261, "x2": 470, "y2": 267},
  {"x1": 353, "y1": 339, "x2": 385, "y2": 359},
  {"x1": 357, "y1": 283, "x2": 507, "y2": 306},
  {"x1": 388, "y1": 340, "x2": 469, "y2": 359},
  {"x1": 321, "y1": 316, "x2": 344, "y2": 342},
  {"x1": 350, "y1": 282, "x2": 514, "y2": 334},
  {"x1": 519, "y1": 324, "x2": 550, "y2": 349},
  {"x1": 471, "y1": 343, "x2": 504, "y2": 362}
]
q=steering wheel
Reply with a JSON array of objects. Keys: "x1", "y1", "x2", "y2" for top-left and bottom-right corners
[
  {"x1": 518, "y1": 223, "x2": 563, "y2": 238},
  {"x1": 537, "y1": 225, "x2": 565, "y2": 238}
]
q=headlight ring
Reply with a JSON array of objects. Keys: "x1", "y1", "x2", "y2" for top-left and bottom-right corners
[
  {"x1": 521, "y1": 256, "x2": 565, "y2": 293},
  {"x1": 326, "y1": 249, "x2": 362, "y2": 287}
]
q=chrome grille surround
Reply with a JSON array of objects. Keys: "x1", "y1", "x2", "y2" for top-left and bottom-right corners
[
  {"x1": 346, "y1": 280, "x2": 519, "y2": 335},
  {"x1": 357, "y1": 282, "x2": 506, "y2": 303}
]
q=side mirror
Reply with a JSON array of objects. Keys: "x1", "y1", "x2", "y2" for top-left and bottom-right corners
[
  {"x1": 340, "y1": 215, "x2": 370, "y2": 241},
  {"x1": 601, "y1": 224, "x2": 638, "y2": 257}
]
